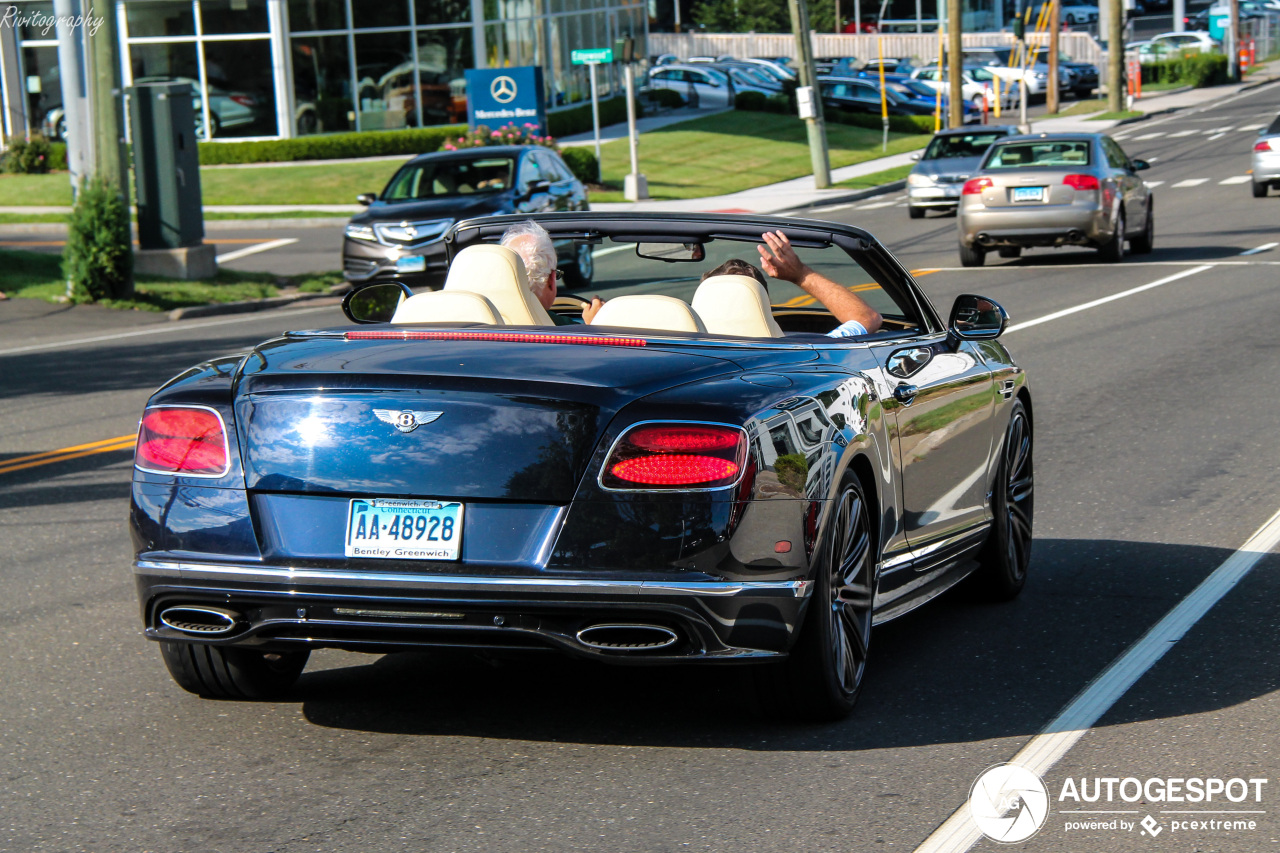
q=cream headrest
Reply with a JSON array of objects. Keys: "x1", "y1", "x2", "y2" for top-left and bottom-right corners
[
  {"x1": 443, "y1": 244, "x2": 554, "y2": 326},
  {"x1": 589, "y1": 294, "x2": 707, "y2": 334},
  {"x1": 691, "y1": 274, "x2": 784, "y2": 338},
  {"x1": 391, "y1": 290, "x2": 503, "y2": 325}
]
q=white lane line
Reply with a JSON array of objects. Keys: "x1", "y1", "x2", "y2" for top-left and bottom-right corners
[
  {"x1": 912, "y1": 506, "x2": 1280, "y2": 853},
  {"x1": 1208, "y1": 126, "x2": 1235, "y2": 134},
  {"x1": 1220, "y1": 175, "x2": 1252, "y2": 185},
  {"x1": 214, "y1": 237, "x2": 298, "y2": 264},
  {"x1": 1133, "y1": 132, "x2": 1165, "y2": 140},
  {"x1": 1144, "y1": 180, "x2": 1164, "y2": 188},
  {"x1": 810, "y1": 203, "x2": 857, "y2": 213},
  {"x1": 1111, "y1": 134, "x2": 1131, "y2": 141},
  {"x1": 1171, "y1": 178, "x2": 1209, "y2": 188},
  {"x1": 1168, "y1": 129, "x2": 1198, "y2": 137},
  {"x1": 858, "y1": 201, "x2": 897, "y2": 210},
  {"x1": 1238, "y1": 123, "x2": 1264, "y2": 131},
  {"x1": 1005, "y1": 265, "x2": 1212, "y2": 334},
  {"x1": 0, "y1": 304, "x2": 339, "y2": 358},
  {"x1": 1240, "y1": 242, "x2": 1278, "y2": 255},
  {"x1": 1207, "y1": 132, "x2": 1227, "y2": 141}
]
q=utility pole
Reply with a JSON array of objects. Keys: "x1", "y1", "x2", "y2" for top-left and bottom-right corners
[
  {"x1": 789, "y1": 0, "x2": 830, "y2": 188},
  {"x1": 1047, "y1": 0, "x2": 1060, "y2": 114},
  {"x1": 85, "y1": 5, "x2": 129, "y2": 195},
  {"x1": 1228, "y1": 0, "x2": 1241, "y2": 80},
  {"x1": 947, "y1": 0, "x2": 963, "y2": 128},
  {"x1": 1106, "y1": 0, "x2": 1124, "y2": 112}
]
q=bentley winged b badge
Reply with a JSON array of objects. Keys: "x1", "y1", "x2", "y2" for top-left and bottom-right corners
[{"x1": 373, "y1": 409, "x2": 443, "y2": 434}]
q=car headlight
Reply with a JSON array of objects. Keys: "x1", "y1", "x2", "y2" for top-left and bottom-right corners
[
  {"x1": 345, "y1": 223, "x2": 376, "y2": 242},
  {"x1": 1033, "y1": 71, "x2": 1048, "y2": 80},
  {"x1": 908, "y1": 173, "x2": 936, "y2": 187}
]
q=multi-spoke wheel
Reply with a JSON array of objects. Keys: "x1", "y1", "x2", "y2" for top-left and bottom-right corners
[
  {"x1": 973, "y1": 398, "x2": 1034, "y2": 600},
  {"x1": 559, "y1": 242, "x2": 595, "y2": 289},
  {"x1": 755, "y1": 473, "x2": 876, "y2": 721}
]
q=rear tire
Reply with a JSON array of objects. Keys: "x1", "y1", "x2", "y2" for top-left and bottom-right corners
[
  {"x1": 908, "y1": 205, "x2": 925, "y2": 219},
  {"x1": 997, "y1": 246, "x2": 1022, "y2": 259},
  {"x1": 160, "y1": 642, "x2": 309, "y2": 700},
  {"x1": 1253, "y1": 180, "x2": 1269, "y2": 198},
  {"x1": 959, "y1": 242, "x2": 986, "y2": 267},
  {"x1": 1098, "y1": 209, "x2": 1125, "y2": 262},
  {"x1": 1130, "y1": 206, "x2": 1154, "y2": 254},
  {"x1": 971, "y1": 399, "x2": 1033, "y2": 601},
  {"x1": 755, "y1": 473, "x2": 876, "y2": 721}
]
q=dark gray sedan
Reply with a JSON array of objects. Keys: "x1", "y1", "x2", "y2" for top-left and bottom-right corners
[
  {"x1": 907, "y1": 125, "x2": 1019, "y2": 218},
  {"x1": 956, "y1": 133, "x2": 1154, "y2": 267}
]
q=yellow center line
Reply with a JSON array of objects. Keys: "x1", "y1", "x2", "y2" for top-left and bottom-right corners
[{"x1": 0, "y1": 434, "x2": 137, "y2": 477}]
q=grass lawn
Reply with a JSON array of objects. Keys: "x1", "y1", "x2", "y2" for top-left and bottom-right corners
[
  {"x1": 1088, "y1": 110, "x2": 1143, "y2": 121},
  {"x1": 0, "y1": 248, "x2": 342, "y2": 310},
  {"x1": 833, "y1": 164, "x2": 914, "y2": 191},
  {"x1": 589, "y1": 111, "x2": 930, "y2": 202},
  {"x1": 1057, "y1": 98, "x2": 1108, "y2": 116}
]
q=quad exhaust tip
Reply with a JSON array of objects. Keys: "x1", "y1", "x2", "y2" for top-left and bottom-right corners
[
  {"x1": 159, "y1": 606, "x2": 241, "y2": 635},
  {"x1": 576, "y1": 623, "x2": 679, "y2": 651}
]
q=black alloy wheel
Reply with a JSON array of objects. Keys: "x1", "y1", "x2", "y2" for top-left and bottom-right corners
[
  {"x1": 160, "y1": 642, "x2": 310, "y2": 700},
  {"x1": 1099, "y1": 209, "x2": 1125, "y2": 262},
  {"x1": 755, "y1": 473, "x2": 876, "y2": 720},
  {"x1": 560, "y1": 242, "x2": 595, "y2": 289},
  {"x1": 972, "y1": 399, "x2": 1034, "y2": 600}
]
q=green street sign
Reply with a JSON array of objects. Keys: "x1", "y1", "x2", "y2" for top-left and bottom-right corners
[{"x1": 571, "y1": 48, "x2": 613, "y2": 65}]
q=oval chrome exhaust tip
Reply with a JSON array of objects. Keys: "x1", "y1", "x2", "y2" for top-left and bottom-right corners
[
  {"x1": 159, "y1": 606, "x2": 241, "y2": 635},
  {"x1": 576, "y1": 623, "x2": 679, "y2": 651}
]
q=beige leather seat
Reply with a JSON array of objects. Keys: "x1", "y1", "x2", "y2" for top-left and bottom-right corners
[
  {"x1": 691, "y1": 274, "x2": 784, "y2": 338},
  {"x1": 442, "y1": 244, "x2": 554, "y2": 326},
  {"x1": 390, "y1": 290, "x2": 503, "y2": 325},
  {"x1": 589, "y1": 294, "x2": 707, "y2": 334}
]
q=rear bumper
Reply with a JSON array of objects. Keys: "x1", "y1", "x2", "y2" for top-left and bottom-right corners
[
  {"x1": 134, "y1": 560, "x2": 812, "y2": 663},
  {"x1": 1253, "y1": 151, "x2": 1280, "y2": 182},
  {"x1": 959, "y1": 202, "x2": 1109, "y2": 247},
  {"x1": 909, "y1": 185, "x2": 963, "y2": 208}
]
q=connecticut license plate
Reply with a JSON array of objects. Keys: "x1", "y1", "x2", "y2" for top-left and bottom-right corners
[
  {"x1": 1012, "y1": 186, "x2": 1046, "y2": 202},
  {"x1": 395, "y1": 256, "x2": 426, "y2": 273},
  {"x1": 344, "y1": 498, "x2": 463, "y2": 560}
]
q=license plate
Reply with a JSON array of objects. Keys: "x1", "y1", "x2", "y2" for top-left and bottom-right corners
[
  {"x1": 395, "y1": 256, "x2": 426, "y2": 273},
  {"x1": 345, "y1": 498, "x2": 463, "y2": 560},
  {"x1": 1012, "y1": 186, "x2": 1045, "y2": 202}
]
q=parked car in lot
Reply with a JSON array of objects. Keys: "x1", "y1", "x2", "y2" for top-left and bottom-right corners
[
  {"x1": 957, "y1": 133, "x2": 1154, "y2": 266},
  {"x1": 1060, "y1": 0, "x2": 1099, "y2": 25},
  {"x1": 907, "y1": 125, "x2": 1021, "y2": 218},
  {"x1": 1058, "y1": 55, "x2": 1100, "y2": 99},
  {"x1": 911, "y1": 64, "x2": 1003, "y2": 109},
  {"x1": 1252, "y1": 114, "x2": 1280, "y2": 197},
  {"x1": 643, "y1": 64, "x2": 771, "y2": 107},
  {"x1": 1133, "y1": 31, "x2": 1220, "y2": 61},
  {"x1": 343, "y1": 145, "x2": 591, "y2": 290},
  {"x1": 819, "y1": 75, "x2": 981, "y2": 121},
  {"x1": 814, "y1": 56, "x2": 862, "y2": 76},
  {"x1": 960, "y1": 47, "x2": 1070, "y2": 99},
  {"x1": 131, "y1": 210, "x2": 1033, "y2": 721}
]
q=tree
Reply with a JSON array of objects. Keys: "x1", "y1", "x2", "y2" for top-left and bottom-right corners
[{"x1": 692, "y1": 0, "x2": 790, "y2": 32}]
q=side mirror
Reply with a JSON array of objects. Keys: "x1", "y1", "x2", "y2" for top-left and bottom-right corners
[
  {"x1": 357, "y1": 192, "x2": 376, "y2": 205},
  {"x1": 342, "y1": 281, "x2": 413, "y2": 324},
  {"x1": 948, "y1": 294, "x2": 1008, "y2": 340},
  {"x1": 524, "y1": 180, "x2": 551, "y2": 198},
  {"x1": 910, "y1": 152, "x2": 922, "y2": 161},
  {"x1": 1131, "y1": 158, "x2": 1150, "y2": 171}
]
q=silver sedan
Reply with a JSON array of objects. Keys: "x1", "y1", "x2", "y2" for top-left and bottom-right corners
[
  {"x1": 1252, "y1": 115, "x2": 1280, "y2": 198},
  {"x1": 956, "y1": 133, "x2": 1154, "y2": 267}
]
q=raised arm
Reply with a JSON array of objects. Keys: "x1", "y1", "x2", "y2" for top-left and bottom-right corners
[{"x1": 757, "y1": 231, "x2": 883, "y2": 333}]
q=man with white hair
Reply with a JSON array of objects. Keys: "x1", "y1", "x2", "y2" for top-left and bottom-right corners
[{"x1": 499, "y1": 220, "x2": 604, "y2": 325}]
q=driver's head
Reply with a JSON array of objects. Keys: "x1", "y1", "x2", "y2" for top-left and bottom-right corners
[
  {"x1": 702, "y1": 258, "x2": 769, "y2": 291},
  {"x1": 499, "y1": 220, "x2": 558, "y2": 308}
]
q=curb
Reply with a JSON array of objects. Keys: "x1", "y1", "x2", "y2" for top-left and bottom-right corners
[
  {"x1": 780, "y1": 179, "x2": 907, "y2": 215},
  {"x1": 167, "y1": 290, "x2": 345, "y2": 321},
  {"x1": 0, "y1": 217, "x2": 350, "y2": 237}
]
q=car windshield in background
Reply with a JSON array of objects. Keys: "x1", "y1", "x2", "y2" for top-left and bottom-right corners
[
  {"x1": 1267, "y1": 114, "x2": 1280, "y2": 134},
  {"x1": 985, "y1": 140, "x2": 1092, "y2": 168},
  {"x1": 382, "y1": 157, "x2": 515, "y2": 201},
  {"x1": 924, "y1": 132, "x2": 1008, "y2": 160}
]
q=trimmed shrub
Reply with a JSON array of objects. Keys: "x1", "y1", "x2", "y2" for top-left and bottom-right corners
[
  {"x1": 734, "y1": 90, "x2": 770, "y2": 111},
  {"x1": 547, "y1": 95, "x2": 638, "y2": 138},
  {"x1": 441, "y1": 122, "x2": 556, "y2": 150},
  {"x1": 2, "y1": 134, "x2": 53, "y2": 173},
  {"x1": 64, "y1": 176, "x2": 133, "y2": 302},
  {"x1": 1141, "y1": 52, "x2": 1228, "y2": 88},
  {"x1": 197, "y1": 125, "x2": 466, "y2": 165},
  {"x1": 827, "y1": 109, "x2": 935, "y2": 135},
  {"x1": 560, "y1": 146, "x2": 599, "y2": 183},
  {"x1": 648, "y1": 88, "x2": 686, "y2": 108}
]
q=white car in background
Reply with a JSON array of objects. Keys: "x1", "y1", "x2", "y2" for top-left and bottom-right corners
[
  {"x1": 1060, "y1": 0, "x2": 1100, "y2": 25},
  {"x1": 644, "y1": 65, "x2": 773, "y2": 108},
  {"x1": 911, "y1": 66, "x2": 998, "y2": 109}
]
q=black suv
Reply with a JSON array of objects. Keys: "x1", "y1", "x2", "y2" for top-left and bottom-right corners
[{"x1": 342, "y1": 145, "x2": 592, "y2": 290}]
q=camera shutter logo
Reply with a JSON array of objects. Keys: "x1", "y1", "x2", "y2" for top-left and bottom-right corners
[
  {"x1": 490, "y1": 76, "x2": 518, "y2": 103},
  {"x1": 969, "y1": 763, "x2": 1050, "y2": 843}
]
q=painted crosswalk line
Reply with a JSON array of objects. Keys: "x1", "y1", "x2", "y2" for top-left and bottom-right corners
[
  {"x1": 1168, "y1": 129, "x2": 1198, "y2": 137},
  {"x1": 1133, "y1": 132, "x2": 1165, "y2": 140},
  {"x1": 1171, "y1": 178, "x2": 1209, "y2": 188},
  {"x1": 1220, "y1": 175, "x2": 1252, "y2": 185},
  {"x1": 1144, "y1": 180, "x2": 1164, "y2": 188}
]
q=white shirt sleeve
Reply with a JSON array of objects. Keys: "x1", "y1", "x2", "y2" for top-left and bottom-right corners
[{"x1": 825, "y1": 319, "x2": 869, "y2": 338}]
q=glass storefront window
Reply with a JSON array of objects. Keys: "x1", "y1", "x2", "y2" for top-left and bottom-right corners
[
  {"x1": 126, "y1": 1, "x2": 197, "y2": 38},
  {"x1": 292, "y1": 35, "x2": 352, "y2": 134},
  {"x1": 287, "y1": 0, "x2": 346, "y2": 32},
  {"x1": 20, "y1": 46, "x2": 60, "y2": 138},
  {"x1": 415, "y1": 0, "x2": 471, "y2": 26},
  {"x1": 354, "y1": 31, "x2": 413, "y2": 131},
  {"x1": 14, "y1": 2, "x2": 56, "y2": 40},
  {"x1": 130, "y1": 41, "x2": 200, "y2": 83},
  {"x1": 203, "y1": 40, "x2": 278, "y2": 136},
  {"x1": 200, "y1": 0, "x2": 270, "y2": 35},
  {"x1": 351, "y1": 0, "x2": 409, "y2": 30},
  {"x1": 414, "y1": 27, "x2": 471, "y2": 125}
]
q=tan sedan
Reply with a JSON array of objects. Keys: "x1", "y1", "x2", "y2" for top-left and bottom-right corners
[{"x1": 957, "y1": 133, "x2": 1154, "y2": 267}]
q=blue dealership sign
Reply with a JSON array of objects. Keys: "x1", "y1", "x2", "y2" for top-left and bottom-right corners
[{"x1": 464, "y1": 66, "x2": 547, "y2": 133}]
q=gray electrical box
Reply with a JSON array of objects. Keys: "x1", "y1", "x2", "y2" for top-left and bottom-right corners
[{"x1": 128, "y1": 81, "x2": 204, "y2": 250}]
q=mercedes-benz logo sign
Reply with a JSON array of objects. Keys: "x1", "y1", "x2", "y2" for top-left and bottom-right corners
[
  {"x1": 490, "y1": 75, "x2": 518, "y2": 104},
  {"x1": 969, "y1": 763, "x2": 1050, "y2": 844}
]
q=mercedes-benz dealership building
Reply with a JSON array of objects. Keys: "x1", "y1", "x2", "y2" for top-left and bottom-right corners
[{"x1": 0, "y1": 0, "x2": 648, "y2": 142}]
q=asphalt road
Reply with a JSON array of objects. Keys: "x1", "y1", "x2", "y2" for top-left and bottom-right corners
[{"x1": 1, "y1": 80, "x2": 1278, "y2": 853}]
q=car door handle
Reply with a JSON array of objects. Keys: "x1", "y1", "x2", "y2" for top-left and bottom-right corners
[{"x1": 893, "y1": 384, "x2": 919, "y2": 404}]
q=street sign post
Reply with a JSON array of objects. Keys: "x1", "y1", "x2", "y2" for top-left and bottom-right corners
[{"x1": 571, "y1": 48, "x2": 614, "y2": 175}]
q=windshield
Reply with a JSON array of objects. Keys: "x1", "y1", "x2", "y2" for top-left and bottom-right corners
[
  {"x1": 985, "y1": 140, "x2": 1092, "y2": 168},
  {"x1": 382, "y1": 157, "x2": 515, "y2": 200},
  {"x1": 923, "y1": 132, "x2": 1008, "y2": 160}
]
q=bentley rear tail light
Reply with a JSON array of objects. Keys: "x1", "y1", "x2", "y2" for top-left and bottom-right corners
[
  {"x1": 962, "y1": 177, "x2": 992, "y2": 195},
  {"x1": 135, "y1": 406, "x2": 230, "y2": 476},
  {"x1": 601, "y1": 423, "x2": 748, "y2": 490},
  {"x1": 1255, "y1": 139, "x2": 1275, "y2": 153},
  {"x1": 1063, "y1": 173, "x2": 1100, "y2": 191}
]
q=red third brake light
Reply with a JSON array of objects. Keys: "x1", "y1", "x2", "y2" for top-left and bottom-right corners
[
  {"x1": 962, "y1": 177, "x2": 992, "y2": 195},
  {"x1": 136, "y1": 406, "x2": 229, "y2": 476},
  {"x1": 1063, "y1": 174, "x2": 1100, "y2": 191},
  {"x1": 602, "y1": 423, "x2": 747, "y2": 489}
]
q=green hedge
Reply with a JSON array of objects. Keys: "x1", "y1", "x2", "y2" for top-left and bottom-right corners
[
  {"x1": 646, "y1": 88, "x2": 686, "y2": 109},
  {"x1": 559, "y1": 146, "x2": 599, "y2": 184},
  {"x1": 1141, "y1": 53, "x2": 1229, "y2": 88},
  {"x1": 733, "y1": 98, "x2": 933, "y2": 135},
  {"x1": 197, "y1": 125, "x2": 466, "y2": 165},
  {"x1": 547, "y1": 95, "x2": 637, "y2": 139}
]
